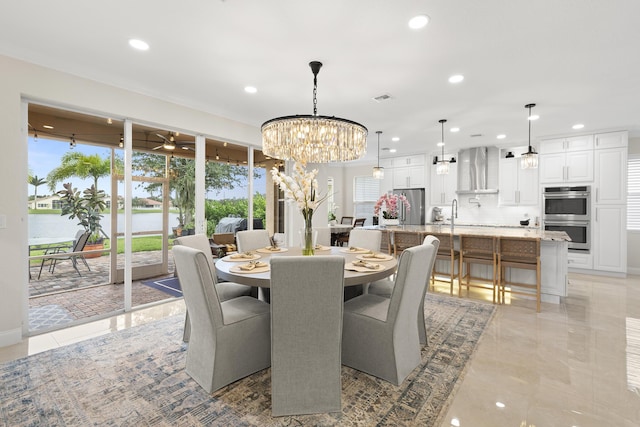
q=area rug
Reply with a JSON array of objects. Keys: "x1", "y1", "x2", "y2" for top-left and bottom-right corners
[
  {"x1": 141, "y1": 276, "x2": 182, "y2": 297},
  {"x1": 0, "y1": 293, "x2": 495, "y2": 426}
]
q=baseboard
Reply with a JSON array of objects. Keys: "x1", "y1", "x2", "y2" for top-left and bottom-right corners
[
  {"x1": 0, "y1": 327, "x2": 22, "y2": 348},
  {"x1": 569, "y1": 267, "x2": 627, "y2": 278}
]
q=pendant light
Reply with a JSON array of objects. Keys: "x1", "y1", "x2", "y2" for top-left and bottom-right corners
[
  {"x1": 373, "y1": 131, "x2": 384, "y2": 179},
  {"x1": 436, "y1": 119, "x2": 449, "y2": 175},
  {"x1": 521, "y1": 103, "x2": 538, "y2": 169},
  {"x1": 261, "y1": 61, "x2": 368, "y2": 166}
]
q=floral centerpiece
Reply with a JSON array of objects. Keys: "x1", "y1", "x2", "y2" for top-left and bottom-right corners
[
  {"x1": 374, "y1": 193, "x2": 411, "y2": 224},
  {"x1": 271, "y1": 162, "x2": 328, "y2": 255}
]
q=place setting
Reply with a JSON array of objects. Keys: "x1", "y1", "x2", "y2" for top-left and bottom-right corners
[
  {"x1": 221, "y1": 251, "x2": 262, "y2": 262},
  {"x1": 313, "y1": 244, "x2": 331, "y2": 251},
  {"x1": 256, "y1": 245, "x2": 288, "y2": 254},
  {"x1": 230, "y1": 260, "x2": 270, "y2": 274},
  {"x1": 339, "y1": 246, "x2": 371, "y2": 254},
  {"x1": 356, "y1": 252, "x2": 394, "y2": 262},
  {"x1": 345, "y1": 259, "x2": 384, "y2": 273}
]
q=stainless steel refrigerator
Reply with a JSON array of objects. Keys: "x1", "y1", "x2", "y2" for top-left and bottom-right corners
[{"x1": 392, "y1": 188, "x2": 425, "y2": 225}]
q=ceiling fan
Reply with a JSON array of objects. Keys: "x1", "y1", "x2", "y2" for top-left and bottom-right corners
[{"x1": 152, "y1": 132, "x2": 195, "y2": 151}]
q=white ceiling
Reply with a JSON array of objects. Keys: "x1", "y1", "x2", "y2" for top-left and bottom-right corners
[{"x1": 2, "y1": 0, "x2": 639, "y2": 163}]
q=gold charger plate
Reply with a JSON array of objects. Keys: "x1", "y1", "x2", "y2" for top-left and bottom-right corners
[
  {"x1": 339, "y1": 247, "x2": 370, "y2": 254},
  {"x1": 356, "y1": 253, "x2": 393, "y2": 261},
  {"x1": 344, "y1": 262, "x2": 383, "y2": 273},
  {"x1": 230, "y1": 263, "x2": 270, "y2": 274},
  {"x1": 256, "y1": 247, "x2": 289, "y2": 254},
  {"x1": 313, "y1": 245, "x2": 331, "y2": 251},
  {"x1": 222, "y1": 253, "x2": 262, "y2": 262}
]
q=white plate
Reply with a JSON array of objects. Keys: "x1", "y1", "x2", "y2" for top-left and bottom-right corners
[{"x1": 313, "y1": 245, "x2": 331, "y2": 251}]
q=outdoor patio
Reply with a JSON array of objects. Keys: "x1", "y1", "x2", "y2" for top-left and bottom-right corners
[{"x1": 28, "y1": 250, "x2": 179, "y2": 332}]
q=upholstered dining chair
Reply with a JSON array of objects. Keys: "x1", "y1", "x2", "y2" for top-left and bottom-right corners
[
  {"x1": 315, "y1": 227, "x2": 332, "y2": 247},
  {"x1": 174, "y1": 234, "x2": 253, "y2": 342},
  {"x1": 342, "y1": 243, "x2": 435, "y2": 385},
  {"x1": 270, "y1": 255, "x2": 345, "y2": 416},
  {"x1": 172, "y1": 245, "x2": 271, "y2": 393},
  {"x1": 367, "y1": 235, "x2": 439, "y2": 346},
  {"x1": 347, "y1": 229, "x2": 382, "y2": 251},
  {"x1": 236, "y1": 229, "x2": 271, "y2": 252}
]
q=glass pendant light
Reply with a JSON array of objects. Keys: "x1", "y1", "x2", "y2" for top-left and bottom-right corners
[
  {"x1": 521, "y1": 103, "x2": 538, "y2": 169},
  {"x1": 373, "y1": 131, "x2": 384, "y2": 179}
]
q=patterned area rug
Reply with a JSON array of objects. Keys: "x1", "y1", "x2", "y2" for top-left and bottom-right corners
[{"x1": 0, "y1": 293, "x2": 495, "y2": 426}]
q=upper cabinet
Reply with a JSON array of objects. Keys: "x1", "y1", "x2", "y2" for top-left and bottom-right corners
[
  {"x1": 539, "y1": 135, "x2": 594, "y2": 184},
  {"x1": 390, "y1": 154, "x2": 426, "y2": 188},
  {"x1": 498, "y1": 156, "x2": 539, "y2": 206}
]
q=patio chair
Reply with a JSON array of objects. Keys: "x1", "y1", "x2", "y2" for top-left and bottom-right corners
[{"x1": 37, "y1": 230, "x2": 91, "y2": 279}]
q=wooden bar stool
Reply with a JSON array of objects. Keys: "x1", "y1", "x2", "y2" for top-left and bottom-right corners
[
  {"x1": 498, "y1": 237, "x2": 541, "y2": 312},
  {"x1": 429, "y1": 232, "x2": 460, "y2": 296},
  {"x1": 379, "y1": 229, "x2": 392, "y2": 254},
  {"x1": 392, "y1": 230, "x2": 422, "y2": 257},
  {"x1": 459, "y1": 235, "x2": 498, "y2": 303}
]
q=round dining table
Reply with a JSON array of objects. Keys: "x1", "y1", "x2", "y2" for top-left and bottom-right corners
[{"x1": 215, "y1": 246, "x2": 397, "y2": 288}]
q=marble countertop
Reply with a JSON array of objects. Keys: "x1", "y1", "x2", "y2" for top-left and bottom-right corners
[{"x1": 369, "y1": 224, "x2": 570, "y2": 242}]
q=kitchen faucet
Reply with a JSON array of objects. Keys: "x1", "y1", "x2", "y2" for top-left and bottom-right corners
[{"x1": 451, "y1": 198, "x2": 458, "y2": 232}]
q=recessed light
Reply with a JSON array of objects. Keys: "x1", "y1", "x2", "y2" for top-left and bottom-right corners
[
  {"x1": 572, "y1": 123, "x2": 584, "y2": 129},
  {"x1": 450, "y1": 418, "x2": 460, "y2": 427},
  {"x1": 392, "y1": 137, "x2": 400, "y2": 142},
  {"x1": 448, "y1": 74, "x2": 464, "y2": 84},
  {"x1": 528, "y1": 114, "x2": 539, "y2": 121},
  {"x1": 496, "y1": 401, "x2": 506, "y2": 408},
  {"x1": 408, "y1": 15, "x2": 430, "y2": 29},
  {"x1": 389, "y1": 148, "x2": 397, "y2": 153},
  {"x1": 244, "y1": 86, "x2": 257, "y2": 94},
  {"x1": 450, "y1": 127, "x2": 460, "y2": 133},
  {"x1": 497, "y1": 134, "x2": 506, "y2": 139},
  {"x1": 42, "y1": 125, "x2": 54, "y2": 129},
  {"x1": 129, "y1": 39, "x2": 149, "y2": 51}
]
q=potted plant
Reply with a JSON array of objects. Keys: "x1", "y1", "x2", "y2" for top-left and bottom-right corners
[
  {"x1": 374, "y1": 193, "x2": 411, "y2": 226},
  {"x1": 57, "y1": 182, "x2": 107, "y2": 258}
]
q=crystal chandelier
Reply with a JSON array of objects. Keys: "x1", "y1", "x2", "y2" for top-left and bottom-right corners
[
  {"x1": 521, "y1": 103, "x2": 538, "y2": 169},
  {"x1": 261, "y1": 61, "x2": 368, "y2": 166},
  {"x1": 373, "y1": 131, "x2": 384, "y2": 179}
]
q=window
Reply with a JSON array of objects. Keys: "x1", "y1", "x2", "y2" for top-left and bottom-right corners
[
  {"x1": 628, "y1": 154, "x2": 640, "y2": 231},
  {"x1": 353, "y1": 176, "x2": 380, "y2": 226}
]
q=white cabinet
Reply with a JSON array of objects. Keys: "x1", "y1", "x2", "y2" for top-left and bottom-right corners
[
  {"x1": 391, "y1": 154, "x2": 426, "y2": 188},
  {"x1": 594, "y1": 131, "x2": 628, "y2": 149},
  {"x1": 594, "y1": 147, "x2": 627, "y2": 205},
  {"x1": 498, "y1": 157, "x2": 539, "y2": 206},
  {"x1": 430, "y1": 156, "x2": 457, "y2": 205},
  {"x1": 593, "y1": 206, "x2": 626, "y2": 273},
  {"x1": 539, "y1": 135, "x2": 594, "y2": 184}
]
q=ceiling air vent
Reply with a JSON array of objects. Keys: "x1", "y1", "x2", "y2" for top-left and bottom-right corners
[
  {"x1": 372, "y1": 94, "x2": 392, "y2": 103},
  {"x1": 470, "y1": 133, "x2": 483, "y2": 137}
]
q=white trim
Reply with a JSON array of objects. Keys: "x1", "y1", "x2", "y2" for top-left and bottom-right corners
[{"x1": 0, "y1": 327, "x2": 22, "y2": 347}]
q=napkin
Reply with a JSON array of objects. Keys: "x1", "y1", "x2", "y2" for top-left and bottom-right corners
[
  {"x1": 265, "y1": 246, "x2": 280, "y2": 251},
  {"x1": 362, "y1": 253, "x2": 387, "y2": 259},
  {"x1": 238, "y1": 261, "x2": 267, "y2": 271},
  {"x1": 230, "y1": 252, "x2": 255, "y2": 259},
  {"x1": 348, "y1": 246, "x2": 362, "y2": 252},
  {"x1": 352, "y1": 260, "x2": 381, "y2": 270}
]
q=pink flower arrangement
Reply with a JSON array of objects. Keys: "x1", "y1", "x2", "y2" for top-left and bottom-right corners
[{"x1": 374, "y1": 193, "x2": 411, "y2": 219}]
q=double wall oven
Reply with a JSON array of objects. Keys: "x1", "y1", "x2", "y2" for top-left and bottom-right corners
[{"x1": 543, "y1": 186, "x2": 590, "y2": 252}]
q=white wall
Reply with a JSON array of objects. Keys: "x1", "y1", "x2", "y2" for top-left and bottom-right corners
[
  {"x1": 0, "y1": 55, "x2": 261, "y2": 346},
  {"x1": 628, "y1": 137, "x2": 640, "y2": 275}
]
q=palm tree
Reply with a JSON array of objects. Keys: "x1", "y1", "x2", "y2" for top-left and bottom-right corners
[
  {"x1": 28, "y1": 175, "x2": 47, "y2": 210},
  {"x1": 46, "y1": 152, "x2": 111, "y2": 192}
]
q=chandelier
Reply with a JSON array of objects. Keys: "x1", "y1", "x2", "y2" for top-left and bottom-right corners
[
  {"x1": 435, "y1": 119, "x2": 456, "y2": 175},
  {"x1": 521, "y1": 103, "x2": 538, "y2": 169},
  {"x1": 261, "y1": 61, "x2": 368, "y2": 166},
  {"x1": 373, "y1": 131, "x2": 384, "y2": 179}
]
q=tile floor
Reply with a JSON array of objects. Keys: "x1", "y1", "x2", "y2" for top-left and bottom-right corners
[{"x1": 2, "y1": 272, "x2": 639, "y2": 426}]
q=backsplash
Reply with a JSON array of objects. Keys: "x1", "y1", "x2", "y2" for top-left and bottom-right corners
[{"x1": 429, "y1": 193, "x2": 542, "y2": 228}]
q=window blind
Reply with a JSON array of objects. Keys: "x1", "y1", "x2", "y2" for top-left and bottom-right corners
[
  {"x1": 353, "y1": 176, "x2": 380, "y2": 226},
  {"x1": 628, "y1": 155, "x2": 640, "y2": 231}
]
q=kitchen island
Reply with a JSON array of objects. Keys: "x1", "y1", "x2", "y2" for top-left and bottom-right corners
[{"x1": 376, "y1": 224, "x2": 570, "y2": 304}]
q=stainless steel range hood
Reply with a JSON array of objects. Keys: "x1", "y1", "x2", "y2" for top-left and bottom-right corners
[{"x1": 456, "y1": 146, "x2": 499, "y2": 194}]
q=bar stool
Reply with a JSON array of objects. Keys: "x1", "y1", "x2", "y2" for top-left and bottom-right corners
[
  {"x1": 459, "y1": 235, "x2": 498, "y2": 303},
  {"x1": 497, "y1": 237, "x2": 541, "y2": 312},
  {"x1": 392, "y1": 230, "x2": 422, "y2": 257},
  {"x1": 379, "y1": 229, "x2": 392, "y2": 254},
  {"x1": 429, "y1": 232, "x2": 460, "y2": 296}
]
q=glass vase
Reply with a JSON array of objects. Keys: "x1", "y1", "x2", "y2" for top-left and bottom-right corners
[{"x1": 301, "y1": 216, "x2": 315, "y2": 256}]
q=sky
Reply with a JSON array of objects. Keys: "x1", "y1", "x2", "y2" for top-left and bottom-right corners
[{"x1": 28, "y1": 136, "x2": 266, "y2": 200}]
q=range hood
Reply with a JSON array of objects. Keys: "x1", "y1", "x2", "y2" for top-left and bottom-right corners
[{"x1": 456, "y1": 146, "x2": 499, "y2": 194}]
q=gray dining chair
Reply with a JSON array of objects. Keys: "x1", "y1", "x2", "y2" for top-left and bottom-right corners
[
  {"x1": 270, "y1": 255, "x2": 345, "y2": 416},
  {"x1": 236, "y1": 229, "x2": 271, "y2": 252},
  {"x1": 315, "y1": 227, "x2": 332, "y2": 247},
  {"x1": 342, "y1": 243, "x2": 435, "y2": 385},
  {"x1": 174, "y1": 234, "x2": 253, "y2": 342},
  {"x1": 172, "y1": 245, "x2": 271, "y2": 393},
  {"x1": 347, "y1": 229, "x2": 382, "y2": 251},
  {"x1": 367, "y1": 235, "x2": 439, "y2": 346}
]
